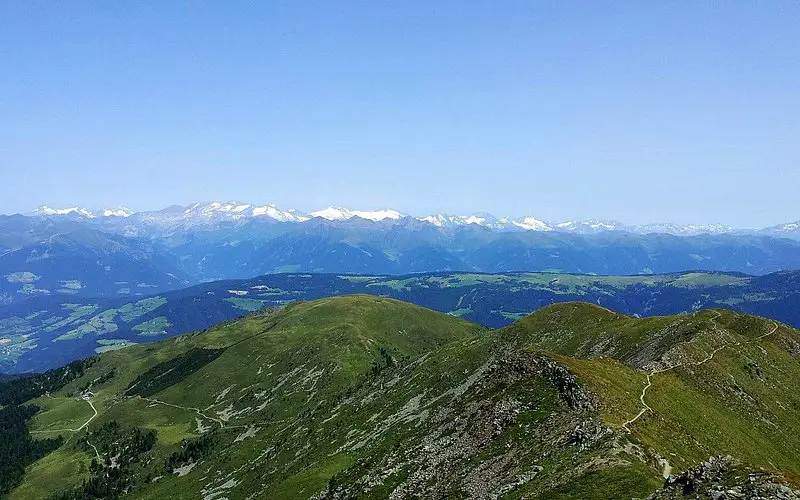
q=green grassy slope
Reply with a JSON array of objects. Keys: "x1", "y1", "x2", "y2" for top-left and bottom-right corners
[
  {"x1": 7, "y1": 297, "x2": 800, "y2": 499},
  {"x1": 503, "y1": 302, "x2": 800, "y2": 482},
  {"x1": 13, "y1": 296, "x2": 487, "y2": 499}
]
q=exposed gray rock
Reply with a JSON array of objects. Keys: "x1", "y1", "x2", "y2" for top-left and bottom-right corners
[{"x1": 648, "y1": 456, "x2": 800, "y2": 500}]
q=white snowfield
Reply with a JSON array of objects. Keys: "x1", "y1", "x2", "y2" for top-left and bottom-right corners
[
  {"x1": 102, "y1": 208, "x2": 134, "y2": 217},
  {"x1": 27, "y1": 201, "x2": 792, "y2": 236},
  {"x1": 512, "y1": 217, "x2": 552, "y2": 231},
  {"x1": 555, "y1": 220, "x2": 625, "y2": 232},
  {"x1": 310, "y1": 207, "x2": 404, "y2": 222},
  {"x1": 251, "y1": 204, "x2": 309, "y2": 222},
  {"x1": 35, "y1": 206, "x2": 98, "y2": 218}
]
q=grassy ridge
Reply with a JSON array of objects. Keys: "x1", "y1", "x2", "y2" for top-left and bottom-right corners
[
  {"x1": 507, "y1": 303, "x2": 800, "y2": 480},
  {"x1": 5, "y1": 297, "x2": 800, "y2": 498}
]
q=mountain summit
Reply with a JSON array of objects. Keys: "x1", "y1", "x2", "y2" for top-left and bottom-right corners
[
  {"x1": 33, "y1": 206, "x2": 98, "y2": 218},
  {"x1": 309, "y1": 207, "x2": 404, "y2": 221}
]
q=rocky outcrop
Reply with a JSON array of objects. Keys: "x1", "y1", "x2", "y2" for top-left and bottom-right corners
[
  {"x1": 537, "y1": 356, "x2": 596, "y2": 411},
  {"x1": 648, "y1": 456, "x2": 800, "y2": 500},
  {"x1": 488, "y1": 349, "x2": 597, "y2": 411},
  {"x1": 317, "y1": 349, "x2": 609, "y2": 499}
]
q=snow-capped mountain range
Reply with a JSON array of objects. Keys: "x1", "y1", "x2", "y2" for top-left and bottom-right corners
[
  {"x1": 309, "y1": 207, "x2": 403, "y2": 222},
  {"x1": 22, "y1": 202, "x2": 798, "y2": 237}
]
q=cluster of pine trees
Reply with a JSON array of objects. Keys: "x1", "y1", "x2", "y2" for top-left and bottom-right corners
[
  {"x1": 0, "y1": 358, "x2": 92, "y2": 406},
  {"x1": 54, "y1": 421, "x2": 157, "y2": 500},
  {"x1": 125, "y1": 348, "x2": 223, "y2": 397},
  {"x1": 0, "y1": 404, "x2": 63, "y2": 495},
  {"x1": 165, "y1": 433, "x2": 217, "y2": 473},
  {"x1": 0, "y1": 358, "x2": 94, "y2": 494}
]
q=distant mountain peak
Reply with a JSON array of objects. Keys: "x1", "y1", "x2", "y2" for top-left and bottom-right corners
[
  {"x1": 34, "y1": 206, "x2": 132, "y2": 219},
  {"x1": 416, "y1": 213, "x2": 496, "y2": 228},
  {"x1": 554, "y1": 219, "x2": 627, "y2": 233},
  {"x1": 416, "y1": 213, "x2": 552, "y2": 231},
  {"x1": 103, "y1": 207, "x2": 133, "y2": 217},
  {"x1": 763, "y1": 220, "x2": 800, "y2": 235},
  {"x1": 512, "y1": 216, "x2": 552, "y2": 231},
  {"x1": 174, "y1": 201, "x2": 309, "y2": 223},
  {"x1": 251, "y1": 204, "x2": 309, "y2": 222},
  {"x1": 310, "y1": 207, "x2": 354, "y2": 221},
  {"x1": 183, "y1": 201, "x2": 252, "y2": 217},
  {"x1": 311, "y1": 207, "x2": 404, "y2": 222},
  {"x1": 352, "y1": 209, "x2": 404, "y2": 221},
  {"x1": 34, "y1": 206, "x2": 97, "y2": 218},
  {"x1": 635, "y1": 222, "x2": 734, "y2": 235}
]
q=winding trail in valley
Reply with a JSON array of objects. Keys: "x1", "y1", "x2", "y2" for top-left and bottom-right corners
[
  {"x1": 140, "y1": 396, "x2": 225, "y2": 428},
  {"x1": 30, "y1": 398, "x2": 99, "y2": 434},
  {"x1": 86, "y1": 440, "x2": 101, "y2": 461},
  {"x1": 74, "y1": 399, "x2": 99, "y2": 432},
  {"x1": 622, "y1": 313, "x2": 779, "y2": 433}
]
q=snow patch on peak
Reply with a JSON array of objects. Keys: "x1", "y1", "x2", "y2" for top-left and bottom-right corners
[
  {"x1": 554, "y1": 220, "x2": 626, "y2": 233},
  {"x1": 184, "y1": 202, "x2": 202, "y2": 213},
  {"x1": 774, "y1": 221, "x2": 800, "y2": 232},
  {"x1": 210, "y1": 202, "x2": 251, "y2": 213},
  {"x1": 311, "y1": 207, "x2": 353, "y2": 221},
  {"x1": 229, "y1": 204, "x2": 252, "y2": 213},
  {"x1": 417, "y1": 213, "x2": 551, "y2": 231},
  {"x1": 461, "y1": 215, "x2": 486, "y2": 225},
  {"x1": 512, "y1": 217, "x2": 552, "y2": 231},
  {"x1": 417, "y1": 213, "x2": 506, "y2": 228},
  {"x1": 635, "y1": 222, "x2": 733, "y2": 235},
  {"x1": 416, "y1": 214, "x2": 479, "y2": 227},
  {"x1": 35, "y1": 206, "x2": 97, "y2": 218},
  {"x1": 103, "y1": 207, "x2": 133, "y2": 217},
  {"x1": 350, "y1": 209, "x2": 404, "y2": 221},
  {"x1": 417, "y1": 215, "x2": 448, "y2": 227},
  {"x1": 310, "y1": 207, "x2": 403, "y2": 222},
  {"x1": 176, "y1": 201, "x2": 312, "y2": 222},
  {"x1": 182, "y1": 202, "x2": 253, "y2": 219},
  {"x1": 251, "y1": 204, "x2": 309, "y2": 222}
]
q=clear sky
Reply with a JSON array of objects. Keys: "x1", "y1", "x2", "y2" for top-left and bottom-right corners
[{"x1": 1, "y1": 2, "x2": 799, "y2": 226}]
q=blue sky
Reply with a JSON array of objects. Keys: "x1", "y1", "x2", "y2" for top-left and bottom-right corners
[{"x1": 1, "y1": 2, "x2": 798, "y2": 226}]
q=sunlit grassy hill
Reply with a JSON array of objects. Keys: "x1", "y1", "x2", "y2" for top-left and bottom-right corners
[
  {"x1": 5, "y1": 297, "x2": 800, "y2": 499},
  {"x1": 501, "y1": 303, "x2": 800, "y2": 482}
]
